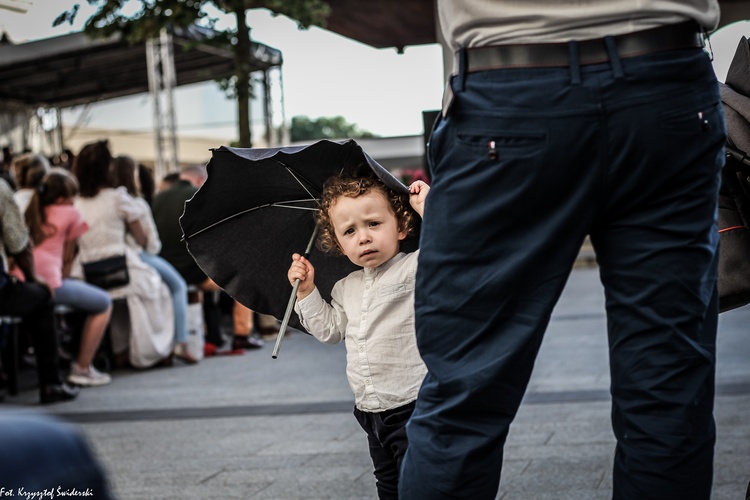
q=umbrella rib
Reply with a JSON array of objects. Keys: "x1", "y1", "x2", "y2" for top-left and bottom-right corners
[
  {"x1": 274, "y1": 160, "x2": 321, "y2": 207},
  {"x1": 184, "y1": 201, "x2": 318, "y2": 240}
]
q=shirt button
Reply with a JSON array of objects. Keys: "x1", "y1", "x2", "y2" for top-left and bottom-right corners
[
  {"x1": 361, "y1": 314, "x2": 367, "y2": 320},
  {"x1": 365, "y1": 378, "x2": 372, "y2": 385},
  {"x1": 365, "y1": 284, "x2": 371, "y2": 289},
  {"x1": 358, "y1": 345, "x2": 365, "y2": 352}
]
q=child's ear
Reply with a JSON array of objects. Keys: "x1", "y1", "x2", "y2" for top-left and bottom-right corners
[{"x1": 397, "y1": 224, "x2": 408, "y2": 241}]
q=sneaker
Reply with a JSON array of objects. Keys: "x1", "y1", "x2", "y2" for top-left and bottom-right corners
[
  {"x1": 173, "y1": 342, "x2": 199, "y2": 364},
  {"x1": 67, "y1": 364, "x2": 112, "y2": 387},
  {"x1": 231, "y1": 335, "x2": 264, "y2": 350},
  {"x1": 39, "y1": 382, "x2": 80, "y2": 404}
]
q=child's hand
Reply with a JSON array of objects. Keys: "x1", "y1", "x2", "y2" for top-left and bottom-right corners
[
  {"x1": 288, "y1": 253, "x2": 316, "y2": 300},
  {"x1": 409, "y1": 180, "x2": 430, "y2": 218}
]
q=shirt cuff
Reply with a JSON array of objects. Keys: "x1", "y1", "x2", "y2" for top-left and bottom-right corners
[{"x1": 295, "y1": 287, "x2": 325, "y2": 318}]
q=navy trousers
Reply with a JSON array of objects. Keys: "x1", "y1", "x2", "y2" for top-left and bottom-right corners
[
  {"x1": 400, "y1": 44, "x2": 725, "y2": 499},
  {"x1": 355, "y1": 402, "x2": 415, "y2": 499}
]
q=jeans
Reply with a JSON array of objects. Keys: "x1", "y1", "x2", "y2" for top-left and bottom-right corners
[
  {"x1": 55, "y1": 279, "x2": 111, "y2": 313},
  {"x1": 400, "y1": 46, "x2": 725, "y2": 499},
  {"x1": 141, "y1": 252, "x2": 189, "y2": 343}
]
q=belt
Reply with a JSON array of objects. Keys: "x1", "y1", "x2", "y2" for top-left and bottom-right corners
[{"x1": 456, "y1": 21, "x2": 703, "y2": 73}]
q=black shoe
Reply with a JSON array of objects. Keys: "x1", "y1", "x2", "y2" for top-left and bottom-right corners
[
  {"x1": 232, "y1": 335, "x2": 264, "y2": 350},
  {"x1": 40, "y1": 382, "x2": 80, "y2": 404}
]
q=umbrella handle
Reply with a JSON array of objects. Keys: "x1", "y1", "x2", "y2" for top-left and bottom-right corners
[
  {"x1": 272, "y1": 224, "x2": 319, "y2": 359},
  {"x1": 272, "y1": 279, "x2": 302, "y2": 358}
]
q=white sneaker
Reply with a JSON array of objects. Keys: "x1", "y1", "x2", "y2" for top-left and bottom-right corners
[{"x1": 67, "y1": 364, "x2": 112, "y2": 387}]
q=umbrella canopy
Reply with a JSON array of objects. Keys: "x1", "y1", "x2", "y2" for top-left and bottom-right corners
[{"x1": 180, "y1": 139, "x2": 418, "y2": 335}]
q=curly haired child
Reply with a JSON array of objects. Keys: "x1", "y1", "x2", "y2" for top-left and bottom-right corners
[{"x1": 288, "y1": 173, "x2": 429, "y2": 499}]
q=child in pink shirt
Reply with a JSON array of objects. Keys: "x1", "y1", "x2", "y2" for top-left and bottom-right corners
[{"x1": 25, "y1": 168, "x2": 113, "y2": 387}]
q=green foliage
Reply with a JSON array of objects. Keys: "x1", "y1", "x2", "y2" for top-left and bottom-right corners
[
  {"x1": 290, "y1": 115, "x2": 377, "y2": 142},
  {"x1": 54, "y1": 0, "x2": 331, "y2": 147},
  {"x1": 54, "y1": 1, "x2": 330, "y2": 41}
]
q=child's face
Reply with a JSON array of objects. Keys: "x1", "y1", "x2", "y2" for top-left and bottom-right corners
[{"x1": 329, "y1": 189, "x2": 407, "y2": 269}]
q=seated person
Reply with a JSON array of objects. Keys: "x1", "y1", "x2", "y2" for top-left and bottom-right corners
[
  {"x1": 152, "y1": 164, "x2": 263, "y2": 352},
  {"x1": 25, "y1": 168, "x2": 113, "y2": 386},
  {"x1": 0, "y1": 177, "x2": 79, "y2": 404}
]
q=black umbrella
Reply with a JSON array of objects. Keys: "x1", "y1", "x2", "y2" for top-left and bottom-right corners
[{"x1": 180, "y1": 139, "x2": 418, "y2": 357}]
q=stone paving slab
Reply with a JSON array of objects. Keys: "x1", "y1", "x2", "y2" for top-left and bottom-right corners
[{"x1": 2, "y1": 268, "x2": 749, "y2": 499}]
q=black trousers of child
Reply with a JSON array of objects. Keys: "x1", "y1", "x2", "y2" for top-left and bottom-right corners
[{"x1": 353, "y1": 401, "x2": 415, "y2": 500}]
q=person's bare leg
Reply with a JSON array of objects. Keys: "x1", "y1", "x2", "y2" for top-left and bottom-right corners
[
  {"x1": 68, "y1": 305, "x2": 113, "y2": 387},
  {"x1": 232, "y1": 302, "x2": 263, "y2": 350},
  {"x1": 199, "y1": 278, "x2": 222, "y2": 292},
  {"x1": 76, "y1": 306, "x2": 111, "y2": 367},
  {"x1": 233, "y1": 302, "x2": 254, "y2": 335}
]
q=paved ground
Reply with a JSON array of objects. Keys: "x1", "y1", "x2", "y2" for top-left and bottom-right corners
[{"x1": 3, "y1": 267, "x2": 750, "y2": 499}]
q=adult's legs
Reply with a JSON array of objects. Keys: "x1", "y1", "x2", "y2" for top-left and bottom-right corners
[
  {"x1": 0, "y1": 281, "x2": 60, "y2": 386},
  {"x1": 0, "y1": 280, "x2": 79, "y2": 402},
  {"x1": 401, "y1": 64, "x2": 599, "y2": 498},
  {"x1": 231, "y1": 301, "x2": 262, "y2": 349},
  {"x1": 233, "y1": 301, "x2": 254, "y2": 335},
  {"x1": 401, "y1": 47, "x2": 723, "y2": 499},
  {"x1": 153, "y1": 256, "x2": 198, "y2": 362},
  {"x1": 141, "y1": 252, "x2": 189, "y2": 343},
  {"x1": 199, "y1": 277, "x2": 262, "y2": 350},
  {"x1": 589, "y1": 51, "x2": 724, "y2": 499},
  {"x1": 197, "y1": 278, "x2": 225, "y2": 346}
]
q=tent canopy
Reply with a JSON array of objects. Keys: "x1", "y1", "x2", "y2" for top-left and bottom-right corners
[
  {"x1": 3, "y1": 1, "x2": 747, "y2": 111},
  {"x1": 0, "y1": 25, "x2": 282, "y2": 109}
]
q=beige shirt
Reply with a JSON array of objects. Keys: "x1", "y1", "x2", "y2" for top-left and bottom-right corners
[
  {"x1": 1, "y1": 179, "x2": 30, "y2": 273},
  {"x1": 438, "y1": 0, "x2": 720, "y2": 49},
  {"x1": 295, "y1": 251, "x2": 426, "y2": 412}
]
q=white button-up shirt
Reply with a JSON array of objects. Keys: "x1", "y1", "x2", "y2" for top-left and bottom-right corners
[{"x1": 295, "y1": 251, "x2": 426, "y2": 412}]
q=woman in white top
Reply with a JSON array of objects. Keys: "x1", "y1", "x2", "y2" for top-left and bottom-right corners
[
  {"x1": 112, "y1": 155, "x2": 197, "y2": 364},
  {"x1": 72, "y1": 141, "x2": 173, "y2": 369}
]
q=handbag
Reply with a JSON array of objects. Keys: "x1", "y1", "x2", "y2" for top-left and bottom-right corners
[
  {"x1": 82, "y1": 255, "x2": 130, "y2": 290},
  {"x1": 718, "y1": 147, "x2": 750, "y2": 312}
]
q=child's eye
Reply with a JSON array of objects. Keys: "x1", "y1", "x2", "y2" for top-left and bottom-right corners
[
  {"x1": 344, "y1": 228, "x2": 355, "y2": 235},
  {"x1": 369, "y1": 221, "x2": 380, "y2": 228}
]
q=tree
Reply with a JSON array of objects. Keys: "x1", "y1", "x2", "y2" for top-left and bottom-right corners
[
  {"x1": 290, "y1": 115, "x2": 377, "y2": 142},
  {"x1": 54, "y1": 0, "x2": 330, "y2": 147}
]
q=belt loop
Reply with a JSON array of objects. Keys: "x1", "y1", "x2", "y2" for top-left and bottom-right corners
[
  {"x1": 604, "y1": 36, "x2": 624, "y2": 78},
  {"x1": 567, "y1": 41, "x2": 581, "y2": 85},
  {"x1": 457, "y1": 47, "x2": 467, "y2": 92}
]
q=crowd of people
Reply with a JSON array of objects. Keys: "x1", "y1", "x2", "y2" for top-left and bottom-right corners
[{"x1": 0, "y1": 140, "x2": 278, "y2": 405}]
